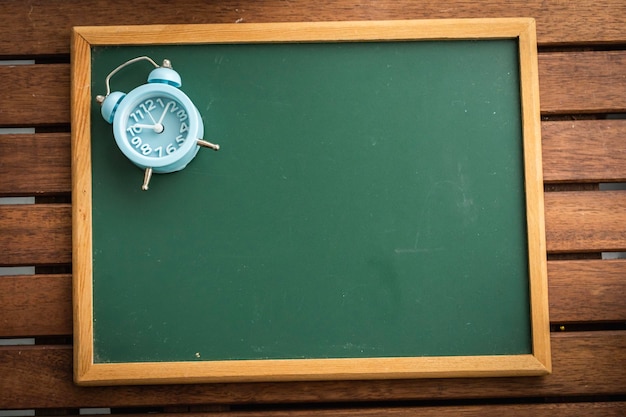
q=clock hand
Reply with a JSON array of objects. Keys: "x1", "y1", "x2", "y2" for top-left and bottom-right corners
[
  {"x1": 131, "y1": 123, "x2": 157, "y2": 129},
  {"x1": 132, "y1": 120, "x2": 164, "y2": 134},
  {"x1": 145, "y1": 108, "x2": 157, "y2": 125},
  {"x1": 148, "y1": 101, "x2": 172, "y2": 134},
  {"x1": 157, "y1": 101, "x2": 173, "y2": 126}
]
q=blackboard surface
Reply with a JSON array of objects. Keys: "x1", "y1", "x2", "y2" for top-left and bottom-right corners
[{"x1": 90, "y1": 40, "x2": 531, "y2": 363}]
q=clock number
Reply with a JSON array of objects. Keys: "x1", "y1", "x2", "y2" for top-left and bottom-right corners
[
  {"x1": 129, "y1": 109, "x2": 144, "y2": 123},
  {"x1": 140, "y1": 99, "x2": 156, "y2": 114},
  {"x1": 161, "y1": 100, "x2": 189, "y2": 122},
  {"x1": 131, "y1": 136, "x2": 142, "y2": 148},
  {"x1": 176, "y1": 109, "x2": 188, "y2": 122},
  {"x1": 180, "y1": 122, "x2": 188, "y2": 134},
  {"x1": 140, "y1": 143, "x2": 152, "y2": 155},
  {"x1": 131, "y1": 137, "x2": 151, "y2": 155},
  {"x1": 154, "y1": 145, "x2": 176, "y2": 157},
  {"x1": 156, "y1": 98, "x2": 189, "y2": 121},
  {"x1": 127, "y1": 126, "x2": 142, "y2": 134},
  {"x1": 175, "y1": 134, "x2": 185, "y2": 145}
]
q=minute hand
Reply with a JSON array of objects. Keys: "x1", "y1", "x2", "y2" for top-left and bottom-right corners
[{"x1": 157, "y1": 101, "x2": 173, "y2": 126}]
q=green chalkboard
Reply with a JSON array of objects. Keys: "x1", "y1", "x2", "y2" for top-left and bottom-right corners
[{"x1": 73, "y1": 20, "x2": 551, "y2": 385}]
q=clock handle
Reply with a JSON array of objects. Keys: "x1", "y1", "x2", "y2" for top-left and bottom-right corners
[
  {"x1": 141, "y1": 167, "x2": 153, "y2": 191},
  {"x1": 197, "y1": 139, "x2": 220, "y2": 151},
  {"x1": 101, "y1": 56, "x2": 160, "y2": 97}
]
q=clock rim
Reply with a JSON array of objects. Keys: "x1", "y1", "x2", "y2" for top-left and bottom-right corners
[{"x1": 112, "y1": 83, "x2": 203, "y2": 171}]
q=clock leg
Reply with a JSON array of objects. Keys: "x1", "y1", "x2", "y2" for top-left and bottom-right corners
[
  {"x1": 142, "y1": 167, "x2": 153, "y2": 191},
  {"x1": 197, "y1": 139, "x2": 220, "y2": 151}
]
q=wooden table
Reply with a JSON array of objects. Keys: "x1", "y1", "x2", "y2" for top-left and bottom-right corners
[{"x1": 1, "y1": 1, "x2": 625, "y2": 415}]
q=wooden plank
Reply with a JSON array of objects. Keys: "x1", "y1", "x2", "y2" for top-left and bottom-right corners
[
  {"x1": 543, "y1": 120, "x2": 626, "y2": 183},
  {"x1": 0, "y1": 64, "x2": 69, "y2": 126},
  {"x1": 548, "y1": 260, "x2": 626, "y2": 323},
  {"x1": 108, "y1": 402, "x2": 626, "y2": 416},
  {"x1": 0, "y1": 331, "x2": 624, "y2": 408},
  {"x1": 544, "y1": 191, "x2": 626, "y2": 253},
  {"x1": 0, "y1": 133, "x2": 71, "y2": 196},
  {"x1": 1, "y1": 0, "x2": 626, "y2": 57},
  {"x1": 0, "y1": 204, "x2": 71, "y2": 266},
  {"x1": 0, "y1": 0, "x2": 621, "y2": 413},
  {"x1": 3, "y1": 120, "x2": 626, "y2": 195},
  {"x1": 1, "y1": 192, "x2": 623, "y2": 266},
  {"x1": 2, "y1": 51, "x2": 625, "y2": 127},
  {"x1": 539, "y1": 51, "x2": 626, "y2": 114},
  {"x1": 0, "y1": 274, "x2": 72, "y2": 337},
  {"x1": 0, "y1": 259, "x2": 620, "y2": 342}
]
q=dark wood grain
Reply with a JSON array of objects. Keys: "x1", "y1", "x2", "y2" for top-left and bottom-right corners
[
  {"x1": 0, "y1": 259, "x2": 620, "y2": 339},
  {"x1": 539, "y1": 51, "x2": 626, "y2": 114},
  {"x1": 0, "y1": 332, "x2": 624, "y2": 408},
  {"x1": 1, "y1": 192, "x2": 624, "y2": 267},
  {"x1": 0, "y1": 133, "x2": 71, "y2": 196},
  {"x1": 544, "y1": 191, "x2": 626, "y2": 253},
  {"x1": 4, "y1": 192, "x2": 625, "y2": 266},
  {"x1": 0, "y1": 64, "x2": 69, "y2": 126},
  {"x1": 2, "y1": 120, "x2": 626, "y2": 195},
  {"x1": 2, "y1": 0, "x2": 625, "y2": 413},
  {"x1": 548, "y1": 260, "x2": 626, "y2": 323},
  {"x1": 542, "y1": 120, "x2": 626, "y2": 183},
  {"x1": 103, "y1": 402, "x2": 626, "y2": 416},
  {"x1": 0, "y1": 274, "x2": 72, "y2": 337},
  {"x1": 1, "y1": 52, "x2": 624, "y2": 127},
  {"x1": 2, "y1": 0, "x2": 626, "y2": 57},
  {"x1": 0, "y1": 204, "x2": 71, "y2": 266}
]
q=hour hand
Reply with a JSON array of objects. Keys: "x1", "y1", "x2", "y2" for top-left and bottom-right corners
[
  {"x1": 131, "y1": 123, "x2": 156, "y2": 130},
  {"x1": 131, "y1": 123, "x2": 164, "y2": 133}
]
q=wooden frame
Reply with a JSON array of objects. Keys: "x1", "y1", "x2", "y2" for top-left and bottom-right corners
[{"x1": 72, "y1": 19, "x2": 550, "y2": 386}]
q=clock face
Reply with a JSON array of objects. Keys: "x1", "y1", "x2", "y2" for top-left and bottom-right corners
[
  {"x1": 112, "y1": 84, "x2": 203, "y2": 172},
  {"x1": 125, "y1": 95, "x2": 190, "y2": 160}
]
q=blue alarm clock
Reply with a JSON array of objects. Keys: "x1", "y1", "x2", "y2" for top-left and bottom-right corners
[{"x1": 96, "y1": 56, "x2": 219, "y2": 190}]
